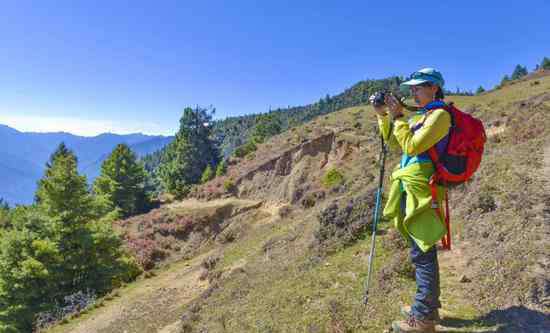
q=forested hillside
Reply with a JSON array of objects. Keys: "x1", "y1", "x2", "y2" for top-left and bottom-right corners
[{"x1": 141, "y1": 76, "x2": 406, "y2": 191}]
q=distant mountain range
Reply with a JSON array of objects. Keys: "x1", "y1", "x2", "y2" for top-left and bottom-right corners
[{"x1": 0, "y1": 124, "x2": 173, "y2": 205}]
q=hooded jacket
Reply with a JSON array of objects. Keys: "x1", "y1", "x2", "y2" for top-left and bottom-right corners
[{"x1": 377, "y1": 101, "x2": 451, "y2": 252}]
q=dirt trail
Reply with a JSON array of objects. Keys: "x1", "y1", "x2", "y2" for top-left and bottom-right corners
[
  {"x1": 49, "y1": 198, "x2": 273, "y2": 333},
  {"x1": 167, "y1": 197, "x2": 257, "y2": 209},
  {"x1": 435, "y1": 243, "x2": 496, "y2": 332},
  {"x1": 53, "y1": 250, "x2": 211, "y2": 333}
]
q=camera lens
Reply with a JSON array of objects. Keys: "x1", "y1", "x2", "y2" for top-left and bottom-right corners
[{"x1": 371, "y1": 92, "x2": 385, "y2": 107}]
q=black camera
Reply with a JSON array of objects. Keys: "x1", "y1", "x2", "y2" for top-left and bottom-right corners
[
  {"x1": 369, "y1": 91, "x2": 418, "y2": 112},
  {"x1": 370, "y1": 91, "x2": 386, "y2": 107}
]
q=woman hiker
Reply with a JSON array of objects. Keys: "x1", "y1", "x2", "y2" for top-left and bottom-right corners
[{"x1": 373, "y1": 68, "x2": 451, "y2": 333}]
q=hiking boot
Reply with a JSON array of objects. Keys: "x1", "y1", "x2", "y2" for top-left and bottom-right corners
[
  {"x1": 392, "y1": 315, "x2": 436, "y2": 333},
  {"x1": 400, "y1": 305, "x2": 441, "y2": 323}
]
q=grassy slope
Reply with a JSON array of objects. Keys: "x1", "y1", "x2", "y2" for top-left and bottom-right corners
[{"x1": 49, "y1": 72, "x2": 550, "y2": 333}]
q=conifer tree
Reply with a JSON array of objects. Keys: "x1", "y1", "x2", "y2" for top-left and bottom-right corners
[
  {"x1": 159, "y1": 106, "x2": 219, "y2": 197},
  {"x1": 35, "y1": 143, "x2": 94, "y2": 224},
  {"x1": 215, "y1": 160, "x2": 227, "y2": 177},
  {"x1": 93, "y1": 144, "x2": 150, "y2": 217},
  {"x1": 200, "y1": 165, "x2": 214, "y2": 183},
  {"x1": 500, "y1": 74, "x2": 510, "y2": 86},
  {"x1": 510, "y1": 64, "x2": 528, "y2": 80},
  {"x1": 0, "y1": 145, "x2": 139, "y2": 331}
]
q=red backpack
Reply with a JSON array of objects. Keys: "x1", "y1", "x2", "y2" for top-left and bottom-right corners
[{"x1": 426, "y1": 103, "x2": 487, "y2": 250}]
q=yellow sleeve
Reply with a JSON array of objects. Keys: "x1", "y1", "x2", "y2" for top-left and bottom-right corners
[
  {"x1": 376, "y1": 114, "x2": 400, "y2": 150},
  {"x1": 392, "y1": 109, "x2": 451, "y2": 156}
]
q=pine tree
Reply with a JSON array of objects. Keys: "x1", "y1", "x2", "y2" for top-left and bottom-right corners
[
  {"x1": 0, "y1": 147, "x2": 139, "y2": 331},
  {"x1": 250, "y1": 113, "x2": 282, "y2": 144},
  {"x1": 35, "y1": 144, "x2": 94, "y2": 224},
  {"x1": 200, "y1": 165, "x2": 214, "y2": 183},
  {"x1": 476, "y1": 86, "x2": 486, "y2": 94},
  {"x1": 541, "y1": 57, "x2": 550, "y2": 70},
  {"x1": 511, "y1": 64, "x2": 528, "y2": 80},
  {"x1": 0, "y1": 198, "x2": 8, "y2": 211},
  {"x1": 0, "y1": 198, "x2": 9, "y2": 228},
  {"x1": 93, "y1": 144, "x2": 150, "y2": 218},
  {"x1": 215, "y1": 160, "x2": 227, "y2": 177},
  {"x1": 159, "y1": 106, "x2": 219, "y2": 197},
  {"x1": 0, "y1": 207, "x2": 57, "y2": 331},
  {"x1": 500, "y1": 74, "x2": 510, "y2": 86},
  {"x1": 46, "y1": 142, "x2": 72, "y2": 168}
]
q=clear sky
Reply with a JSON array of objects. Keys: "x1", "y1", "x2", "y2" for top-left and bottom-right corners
[{"x1": 0, "y1": 0, "x2": 548, "y2": 136}]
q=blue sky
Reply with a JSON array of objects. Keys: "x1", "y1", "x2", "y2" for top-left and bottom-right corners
[{"x1": 0, "y1": 1, "x2": 548, "y2": 136}]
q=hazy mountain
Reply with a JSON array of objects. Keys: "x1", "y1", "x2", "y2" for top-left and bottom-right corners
[{"x1": 0, "y1": 125, "x2": 173, "y2": 205}]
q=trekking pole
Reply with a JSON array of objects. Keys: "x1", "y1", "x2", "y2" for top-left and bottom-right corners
[{"x1": 363, "y1": 124, "x2": 391, "y2": 305}]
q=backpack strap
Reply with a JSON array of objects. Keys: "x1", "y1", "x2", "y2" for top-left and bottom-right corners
[
  {"x1": 429, "y1": 174, "x2": 451, "y2": 250},
  {"x1": 421, "y1": 102, "x2": 454, "y2": 250}
]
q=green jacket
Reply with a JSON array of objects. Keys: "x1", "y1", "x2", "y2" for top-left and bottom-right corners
[{"x1": 377, "y1": 105, "x2": 451, "y2": 252}]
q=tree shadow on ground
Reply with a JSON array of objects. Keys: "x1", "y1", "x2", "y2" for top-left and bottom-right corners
[{"x1": 437, "y1": 305, "x2": 550, "y2": 333}]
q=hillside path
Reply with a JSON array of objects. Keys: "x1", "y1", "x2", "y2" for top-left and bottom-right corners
[{"x1": 49, "y1": 198, "x2": 272, "y2": 333}]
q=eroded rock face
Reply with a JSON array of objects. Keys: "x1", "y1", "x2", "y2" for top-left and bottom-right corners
[
  {"x1": 193, "y1": 127, "x2": 370, "y2": 205},
  {"x1": 234, "y1": 132, "x2": 336, "y2": 203}
]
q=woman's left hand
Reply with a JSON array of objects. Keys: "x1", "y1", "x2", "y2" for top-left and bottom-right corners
[{"x1": 385, "y1": 94, "x2": 404, "y2": 119}]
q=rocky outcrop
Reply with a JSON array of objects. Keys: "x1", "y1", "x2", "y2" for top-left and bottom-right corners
[
  {"x1": 234, "y1": 132, "x2": 335, "y2": 203},
  {"x1": 235, "y1": 132, "x2": 334, "y2": 185}
]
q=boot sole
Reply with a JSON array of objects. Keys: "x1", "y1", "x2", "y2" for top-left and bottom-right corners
[
  {"x1": 392, "y1": 321, "x2": 436, "y2": 333},
  {"x1": 400, "y1": 307, "x2": 441, "y2": 323}
]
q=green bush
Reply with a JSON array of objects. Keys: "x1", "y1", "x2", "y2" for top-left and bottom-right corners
[
  {"x1": 200, "y1": 165, "x2": 214, "y2": 184},
  {"x1": 321, "y1": 168, "x2": 345, "y2": 189},
  {"x1": 233, "y1": 141, "x2": 257, "y2": 158},
  {"x1": 223, "y1": 179, "x2": 236, "y2": 193},
  {"x1": 215, "y1": 160, "x2": 227, "y2": 177}
]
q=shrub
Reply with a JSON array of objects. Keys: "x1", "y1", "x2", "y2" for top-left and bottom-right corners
[
  {"x1": 223, "y1": 179, "x2": 236, "y2": 193},
  {"x1": 301, "y1": 194, "x2": 316, "y2": 208},
  {"x1": 314, "y1": 190, "x2": 376, "y2": 255},
  {"x1": 215, "y1": 160, "x2": 227, "y2": 177},
  {"x1": 124, "y1": 236, "x2": 166, "y2": 270},
  {"x1": 233, "y1": 141, "x2": 257, "y2": 158},
  {"x1": 122, "y1": 213, "x2": 196, "y2": 270},
  {"x1": 475, "y1": 192, "x2": 497, "y2": 213},
  {"x1": 35, "y1": 290, "x2": 97, "y2": 332},
  {"x1": 200, "y1": 165, "x2": 214, "y2": 183},
  {"x1": 201, "y1": 255, "x2": 219, "y2": 271},
  {"x1": 321, "y1": 168, "x2": 345, "y2": 189},
  {"x1": 377, "y1": 250, "x2": 415, "y2": 293},
  {"x1": 217, "y1": 228, "x2": 237, "y2": 244}
]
